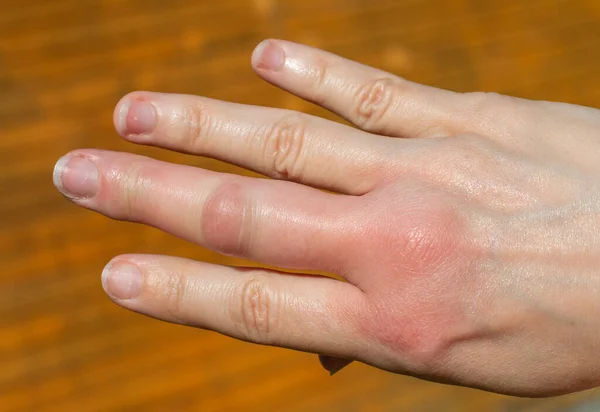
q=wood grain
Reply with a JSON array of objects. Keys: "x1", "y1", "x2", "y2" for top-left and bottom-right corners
[{"x1": 1, "y1": 0, "x2": 600, "y2": 410}]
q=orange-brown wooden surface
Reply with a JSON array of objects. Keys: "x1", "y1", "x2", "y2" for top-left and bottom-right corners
[{"x1": 2, "y1": 1, "x2": 600, "y2": 411}]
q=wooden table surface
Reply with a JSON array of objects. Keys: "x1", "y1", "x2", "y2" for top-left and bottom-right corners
[{"x1": 2, "y1": 0, "x2": 600, "y2": 411}]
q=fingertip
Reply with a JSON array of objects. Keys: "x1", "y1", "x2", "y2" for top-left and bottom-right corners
[
  {"x1": 251, "y1": 39, "x2": 285, "y2": 72},
  {"x1": 114, "y1": 93, "x2": 132, "y2": 136},
  {"x1": 101, "y1": 256, "x2": 145, "y2": 301},
  {"x1": 114, "y1": 91, "x2": 159, "y2": 138},
  {"x1": 53, "y1": 152, "x2": 100, "y2": 200}
]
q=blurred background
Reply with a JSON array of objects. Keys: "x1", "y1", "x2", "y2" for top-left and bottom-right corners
[{"x1": 2, "y1": 0, "x2": 600, "y2": 411}]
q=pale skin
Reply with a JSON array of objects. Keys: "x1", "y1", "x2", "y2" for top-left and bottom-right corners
[{"x1": 52, "y1": 39, "x2": 600, "y2": 397}]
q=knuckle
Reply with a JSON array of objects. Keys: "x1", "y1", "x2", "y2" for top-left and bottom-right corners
[
  {"x1": 360, "y1": 298, "x2": 455, "y2": 373},
  {"x1": 163, "y1": 271, "x2": 190, "y2": 325},
  {"x1": 179, "y1": 101, "x2": 213, "y2": 150},
  {"x1": 465, "y1": 91, "x2": 505, "y2": 114},
  {"x1": 231, "y1": 274, "x2": 280, "y2": 344},
  {"x1": 201, "y1": 180, "x2": 253, "y2": 256},
  {"x1": 308, "y1": 57, "x2": 333, "y2": 105},
  {"x1": 263, "y1": 113, "x2": 308, "y2": 180},
  {"x1": 117, "y1": 163, "x2": 147, "y2": 221},
  {"x1": 462, "y1": 91, "x2": 522, "y2": 131},
  {"x1": 466, "y1": 91, "x2": 506, "y2": 107},
  {"x1": 354, "y1": 77, "x2": 400, "y2": 130},
  {"x1": 396, "y1": 323, "x2": 451, "y2": 372}
]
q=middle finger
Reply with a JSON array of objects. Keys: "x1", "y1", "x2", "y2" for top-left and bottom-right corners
[{"x1": 114, "y1": 92, "x2": 394, "y2": 195}]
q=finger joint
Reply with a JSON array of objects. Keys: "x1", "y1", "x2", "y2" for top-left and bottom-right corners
[
  {"x1": 163, "y1": 271, "x2": 191, "y2": 325},
  {"x1": 232, "y1": 274, "x2": 280, "y2": 344},
  {"x1": 202, "y1": 180, "x2": 254, "y2": 257},
  {"x1": 309, "y1": 57, "x2": 334, "y2": 106},
  {"x1": 118, "y1": 163, "x2": 147, "y2": 222},
  {"x1": 354, "y1": 77, "x2": 399, "y2": 131},
  {"x1": 180, "y1": 101, "x2": 214, "y2": 151},
  {"x1": 462, "y1": 91, "x2": 522, "y2": 134},
  {"x1": 263, "y1": 113, "x2": 308, "y2": 180}
]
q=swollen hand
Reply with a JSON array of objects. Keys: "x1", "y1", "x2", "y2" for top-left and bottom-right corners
[{"x1": 53, "y1": 40, "x2": 600, "y2": 397}]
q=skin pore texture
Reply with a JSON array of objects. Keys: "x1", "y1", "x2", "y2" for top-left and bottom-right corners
[{"x1": 52, "y1": 39, "x2": 600, "y2": 397}]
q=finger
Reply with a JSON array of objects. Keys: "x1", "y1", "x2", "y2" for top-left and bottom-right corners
[
  {"x1": 114, "y1": 91, "x2": 393, "y2": 195},
  {"x1": 318, "y1": 355, "x2": 353, "y2": 375},
  {"x1": 101, "y1": 254, "x2": 366, "y2": 357},
  {"x1": 53, "y1": 150, "x2": 353, "y2": 273},
  {"x1": 252, "y1": 39, "x2": 470, "y2": 138}
]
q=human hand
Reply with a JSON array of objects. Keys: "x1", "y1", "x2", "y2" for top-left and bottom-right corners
[{"x1": 53, "y1": 39, "x2": 600, "y2": 397}]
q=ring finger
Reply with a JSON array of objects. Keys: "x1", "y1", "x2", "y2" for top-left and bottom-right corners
[{"x1": 54, "y1": 150, "x2": 354, "y2": 273}]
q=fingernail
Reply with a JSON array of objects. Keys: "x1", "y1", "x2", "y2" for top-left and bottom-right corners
[
  {"x1": 102, "y1": 261, "x2": 143, "y2": 300},
  {"x1": 53, "y1": 155, "x2": 99, "y2": 199},
  {"x1": 252, "y1": 40, "x2": 285, "y2": 71},
  {"x1": 121, "y1": 99, "x2": 157, "y2": 136}
]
